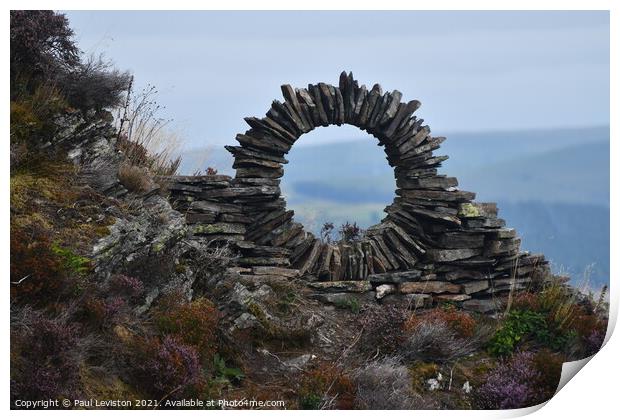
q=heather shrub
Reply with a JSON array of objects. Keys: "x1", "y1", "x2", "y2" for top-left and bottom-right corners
[
  {"x1": 531, "y1": 349, "x2": 564, "y2": 399},
  {"x1": 11, "y1": 312, "x2": 82, "y2": 401},
  {"x1": 405, "y1": 306, "x2": 476, "y2": 338},
  {"x1": 10, "y1": 160, "x2": 110, "y2": 303},
  {"x1": 352, "y1": 357, "x2": 425, "y2": 410},
  {"x1": 299, "y1": 362, "x2": 355, "y2": 409},
  {"x1": 339, "y1": 221, "x2": 362, "y2": 243},
  {"x1": 153, "y1": 295, "x2": 220, "y2": 362},
  {"x1": 131, "y1": 335, "x2": 202, "y2": 399},
  {"x1": 108, "y1": 274, "x2": 144, "y2": 301},
  {"x1": 475, "y1": 352, "x2": 539, "y2": 409},
  {"x1": 569, "y1": 305, "x2": 607, "y2": 357},
  {"x1": 475, "y1": 350, "x2": 562, "y2": 409},
  {"x1": 11, "y1": 11, "x2": 130, "y2": 125},
  {"x1": 10, "y1": 10, "x2": 130, "y2": 174},
  {"x1": 82, "y1": 296, "x2": 128, "y2": 327},
  {"x1": 10, "y1": 231, "x2": 88, "y2": 302},
  {"x1": 358, "y1": 304, "x2": 408, "y2": 355},
  {"x1": 10, "y1": 225, "x2": 65, "y2": 299},
  {"x1": 583, "y1": 329, "x2": 605, "y2": 355}
]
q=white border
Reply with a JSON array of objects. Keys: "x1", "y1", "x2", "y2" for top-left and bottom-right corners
[{"x1": 2, "y1": 2, "x2": 616, "y2": 419}]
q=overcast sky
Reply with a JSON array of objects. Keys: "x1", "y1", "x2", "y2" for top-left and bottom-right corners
[{"x1": 64, "y1": 10, "x2": 609, "y2": 150}]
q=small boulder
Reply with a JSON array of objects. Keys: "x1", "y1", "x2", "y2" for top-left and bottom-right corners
[{"x1": 375, "y1": 284, "x2": 396, "y2": 300}]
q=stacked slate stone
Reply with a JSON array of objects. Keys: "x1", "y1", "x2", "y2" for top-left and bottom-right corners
[
  {"x1": 166, "y1": 175, "x2": 249, "y2": 243},
  {"x1": 166, "y1": 72, "x2": 551, "y2": 312},
  {"x1": 166, "y1": 176, "x2": 300, "y2": 269}
]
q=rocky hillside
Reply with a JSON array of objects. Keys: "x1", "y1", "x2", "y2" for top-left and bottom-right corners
[{"x1": 9, "y1": 11, "x2": 608, "y2": 410}]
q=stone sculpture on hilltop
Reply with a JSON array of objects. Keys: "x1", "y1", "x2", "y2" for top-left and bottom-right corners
[{"x1": 167, "y1": 72, "x2": 551, "y2": 313}]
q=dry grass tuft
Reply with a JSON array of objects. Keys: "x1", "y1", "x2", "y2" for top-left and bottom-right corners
[
  {"x1": 117, "y1": 162, "x2": 153, "y2": 193},
  {"x1": 115, "y1": 83, "x2": 182, "y2": 176},
  {"x1": 352, "y1": 357, "x2": 431, "y2": 409},
  {"x1": 403, "y1": 318, "x2": 494, "y2": 362}
]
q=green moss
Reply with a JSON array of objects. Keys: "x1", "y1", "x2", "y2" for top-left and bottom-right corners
[
  {"x1": 11, "y1": 161, "x2": 77, "y2": 212},
  {"x1": 11, "y1": 173, "x2": 58, "y2": 209},
  {"x1": 51, "y1": 243, "x2": 91, "y2": 275}
]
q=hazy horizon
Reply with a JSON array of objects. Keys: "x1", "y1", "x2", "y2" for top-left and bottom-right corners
[{"x1": 178, "y1": 124, "x2": 611, "y2": 152}]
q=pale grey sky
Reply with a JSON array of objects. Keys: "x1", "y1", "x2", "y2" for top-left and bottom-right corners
[{"x1": 64, "y1": 10, "x2": 610, "y2": 150}]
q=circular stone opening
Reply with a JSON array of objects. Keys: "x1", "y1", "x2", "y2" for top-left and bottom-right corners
[
  {"x1": 282, "y1": 125, "x2": 395, "y2": 236},
  {"x1": 218, "y1": 72, "x2": 545, "y2": 293}
]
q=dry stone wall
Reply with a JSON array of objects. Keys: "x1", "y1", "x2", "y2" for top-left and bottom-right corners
[{"x1": 166, "y1": 72, "x2": 550, "y2": 313}]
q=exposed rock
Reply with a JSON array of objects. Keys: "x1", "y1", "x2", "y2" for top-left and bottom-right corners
[
  {"x1": 426, "y1": 248, "x2": 481, "y2": 262},
  {"x1": 427, "y1": 378, "x2": 441, "y2": 391},
  {"x1": 434, "y1": 294, "x2": 471, "y2": 303},
  {"x1": 461, "y1": 280, "x2": 490, "y2": 294},
  {"x1": 229, "y1": 282, "x2": 274, "y2": 308},
  {"x1": 462, "y1": 298, "x2": 503, "y2": 313},
  {"x1": 437, "y1": 232, "x2": 485, "y2": 249},
  {"x1": 462, "y1": 381, "x2": 472, "y2": 394},
  {"x1": 308, "y1": 281, "x2": 372, "y2": 293},
  {"x1": 231, "y1": 313, "x2": 260, "y2": 331},
  {"x1": 237, "y1": 257, "x2": 290, "y2": 267},
  {"x1": 375, "y1": 284, "x2": 396, "y2": 300},
  {"x1": 368, "y1": 270, "x2": 422, "y2": 284},
  {"x1": 251, "y1": 266, "x2": 300, "y2": 278},
  {"x1": 283, "y1": 354, "x2": 316, "y2": 371},
  {"x1": 399, "y1": 281, "x2": 461, "y2": 294},
  {"x1": 192, "y1": 223, "x2": 246, "y2": 235},
  {"x1": 309, "y1": 292, "x2": 375, "y2": 305}
]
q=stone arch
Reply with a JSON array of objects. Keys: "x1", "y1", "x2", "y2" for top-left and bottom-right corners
[
  {"x1": 166, "y1": 72, "x2": 549, "y2": 310},
  {"x1": 223, "y1": 72, "x2": 547, "y2": 291}
]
